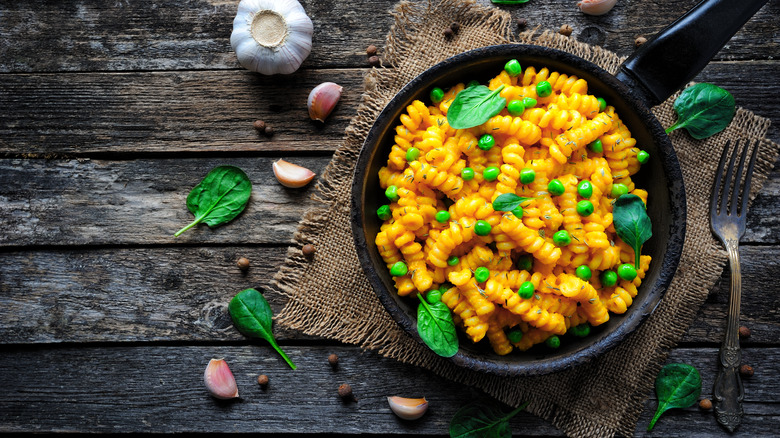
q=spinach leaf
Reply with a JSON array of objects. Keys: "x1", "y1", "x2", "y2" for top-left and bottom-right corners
[
  {"x1": 228, "y1": 288, "x2": 297, "y2": 370},
  {"x1": 450, "y1": 400, "x2": 529, "y2": 438},
  {"x1": 665, "y1": 83, "x2": 736, "y2": 139},
  {"x1": 417, "y1": 293, "x2": 458, "y2": 357},
  {"x1": 491, "y1": 0, "x2": 531, "y2": 3},
  {"x1": 612, "y1": 194, "x2": 652, "y2": 268},
  {"x1": 447, "y1": 84, "x2": 507, "y2": 130},
  {"x1": 647, "y1": 363, "x2": 701, "y2": 431},
  {"x1": 491, "y1": 193, "x2": 534, "y2": 212},
  {"x1": 174, "y1": 165, "x2": 252, "y2": 237}
]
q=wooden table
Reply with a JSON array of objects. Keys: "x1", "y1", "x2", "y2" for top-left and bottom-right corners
[{"x1": 1, "y1": 0, "x2": 778, "y2": 436}]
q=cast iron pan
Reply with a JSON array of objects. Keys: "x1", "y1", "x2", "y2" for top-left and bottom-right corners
[{"x1": 351, "y1": 0, "x2": 768, "y2": 376}]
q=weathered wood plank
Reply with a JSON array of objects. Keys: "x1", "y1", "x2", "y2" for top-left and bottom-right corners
[
  {"x1": 0, "y1": 157, "x2": 328, "y2": 246},
  {"x1": 1, "y1": 245, "x2": 777, "y2": 345},
  {"x1": 0, "y1": 0, "x2": 776, "y2": 73},
  {"x1": 0, "y1": 345, "x2": 776, "y2": 435},
  {"x1": 1, "y1": 62, "x2": 778, "y2": 155}
]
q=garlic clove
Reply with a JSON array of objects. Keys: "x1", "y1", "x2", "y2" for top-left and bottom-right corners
[
  {"x1": 273, "y1": 159, "x2": 316, "y2": 188},
  {"x1": 308, "y1": 82, "x2": 343, "y2": 122},
  {"x1": 204, "y1": 358, "x2": 239, "y2": 400},
  {"x1": 387, "y1": 396, "x2": 429, "y2": 420},
  {"x1": 577, "y1": 0, "x2": 618, "y2": 16}
]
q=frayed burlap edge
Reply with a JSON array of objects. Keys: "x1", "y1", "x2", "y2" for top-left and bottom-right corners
[{"x1": 271, "y1": 1, "x2": 780, "y2": 437}]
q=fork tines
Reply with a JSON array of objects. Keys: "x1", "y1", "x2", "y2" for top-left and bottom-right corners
[{"x1": 710, "y1": 139, "x2": 759, "y2": 219}]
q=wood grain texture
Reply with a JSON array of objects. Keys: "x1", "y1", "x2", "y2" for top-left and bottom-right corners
[
  {"x1": 0, "y1": 0, "x2": 777, "y2": 73},
  {"x1": 0, "y1": 345, "x2": 776, "y2": 435},
  {"x1": 1, "y1": 245, "x2": 777, "y2": 345},
  {"x1": 1, "y1": 62, "x2": 778, "y2": 155}
]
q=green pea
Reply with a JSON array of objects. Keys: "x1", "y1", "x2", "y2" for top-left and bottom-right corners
[
  {"x1": 474, "y1": 220, "x2": 492, "y2": 236},
  {"x1": 478, "y1": 134, "x2": 496, "y2": 151},
  {"x1": 385, "y1": 185, "x2": 399, "y2": 201},
  {"x1": 578, "y1": 180, "x2": 593, "y2": 198},
  {"x1": 504, "y1": 59, "x2": 522, "y2": 76},
  {"x1": 483, "y1": 166, "x2": 500, "y2": 181},
  {"x1": 553, "y1": 230, "x2": 571, "y2": 246},
  {"x1": 389, "y1": 261, "x2": 408, "y2": 277},
  {"x1": 406, "y1": 147, "x2": 420, "y2": 162},
  {"x1": 597, "y1": 97, "x2": 607, "y2": 112},
  {"x1": 439, "y1": 282, "x2": 453, "y2": 293},
  {"x1": 571, "y1": 323, "x2": 591, "y2": 337},
  {"x1": 575, "y1": 265, "x2": 592, "y2": 281},
  {"x1": 507, "y1": 99, "x2": 525, "y2": 117},
  {"x1": 461, "y1": 167, "x2": 475, "y2": 181},
  {"x1": 611, "y1": 183, "x2": 629, "y2": 198},
  {"x1": 516, "y1": 254, "x2": 533, "y2": 272},
  {"x1": 511, "y1": 205, "x2": 523, "y2": 218},
  {"x1": 507, "y1": 329, "x2": 523, "y2": 344},
  {"x1": 600, "y1": 270, "x2": 618, "y2": 287},
  {"x1": 576, "y1": 200, "x2": 594, "y2": 217},
  {"x1": 518, "y1": 281, "x2": 534, "y2": 299},
  {"x1": 466, "y1": 80, "x2": 480, "y2": 88},
  {"x1": 426, "y1": 289, "x2": 442, "y2": 304},
  {"x1": 588, "y1": 139, "x2": 603, "y2": 153},
  {"x1": 377, "y1": 205, "x2": 391, "y2": 220},
  {"x1": 637, "y1": 150, "x2": 650, "y2": 164},
  {"x1": 545, "y1": 335, "x2": 561, "y2": 348},
  {"x1": 520, "y1": 168, "x2": 536, "y2": 184},
  {"x1": 548, "y1": 179, "x2": 565, "y2": 196},
  {"x1": 522, "y1": 97, "x2": 538, "y2": 109},
  {"x1": 536, "y1": 80, "x2": 553, "y2": 98},
  {"x1": 474, "y1": 266, "x2": 490, "y2": 283},
  {"x1": 618, "y1": 263, "x2": 638, "y2": 281},
  {"x1": 435, "y1": 210, "x2": 450, "y2": 223},
  {"x1": 447, "y1": 255, "x2": 459, "y2": 266},
  {"x1": 430, "y1": 87, "x2": 444, "y2": 104}
]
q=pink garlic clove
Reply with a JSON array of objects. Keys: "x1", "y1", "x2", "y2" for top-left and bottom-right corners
[
  {"x1": 308, "y1": 82, "x2": 343, "y2": 122},
  {"x1": 578, "y1": 0, "x2": 617, "y2": 16},
  {"x1": 204, "y1": 358, "x2": 239, "y2": 400},
  {"x1": 387, "y1": 396, "x2": 429, "y2": 420},
  {"x1": 273, "y1": 159, "x2": 316, "y2": 188}
]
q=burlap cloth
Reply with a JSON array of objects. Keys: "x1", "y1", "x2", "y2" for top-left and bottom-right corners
[{"x1": 271, "y1": 1, "x2": 780, "y2": 436}]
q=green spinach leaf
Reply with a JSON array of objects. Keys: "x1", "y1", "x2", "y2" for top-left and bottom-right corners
[
  {"x1": 491, "y1": 0, "x2": 531, "y2": 4},
  {"x1": 228, "y1": 288, "x2": 297, "y2": 370},
  {"x1": 174, "y1": 165, "x2": 252, "y2": 237},
  {"x1": 665, "y1": 83, "x2": 736, "y2": 139},
  {"x1": 612, "y1": 194, "x2": 652, "y2": 268},
  {"x1": 447, "y1": 84, "x2": 507, "y2": 130},
  {"x1": 491, "y1": 193, "x2": 534, "y2": 212},
  {"x1": 417, "y1": 293, "x2": 458, "y2": 357},
  {"x1": 450, "y1": 400, "x2": 529, "y2": 438},
  {"x1": 647, "y1": 363, "x2": 701, "y2": 431}
]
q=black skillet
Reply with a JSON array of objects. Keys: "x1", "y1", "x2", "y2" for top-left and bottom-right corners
[{"x1": 351, "y1": 0, "x2": 768, "y2": 377}]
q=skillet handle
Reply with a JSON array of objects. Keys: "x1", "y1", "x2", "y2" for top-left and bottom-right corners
[{"x1": 615, "y1": 0, "x2": 768, "y2": 106}]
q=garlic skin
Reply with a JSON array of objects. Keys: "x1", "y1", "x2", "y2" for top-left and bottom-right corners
[
  {"x1": 308, "y1": 82, "x2": 343, "y2": 122},
  {"x1": 204, "y1": 358, "x2": 239, "y2": 400},
  {"x1": 387, "y1": 396, "x2": 429, "y2": 420},
  {"x1": 577, "y1": 0, "x2": 618, "y2": 16},
  {"x1": 273, "y1": 159, "x2": 316, "y2": 188},
  {"x1": 231, "y1": 0, "x2": 314, "y2": 75}
]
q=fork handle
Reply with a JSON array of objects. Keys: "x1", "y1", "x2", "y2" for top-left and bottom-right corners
[{"x1": 712, "y1": 239, "x2": 745, "y2": 432}]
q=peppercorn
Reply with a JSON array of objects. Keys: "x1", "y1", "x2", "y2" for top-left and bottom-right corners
[
  {"x1": 264, "y1": 125, "x2": 274, "y2": 136},
  {"x1": 635, "y1": 36, "x2": 647, "y2": 47},
  {"x1": 338, "y1": 383, "x2": 357, "y2": 402},
  {"x1": 739, "y1": 326, "x2": 751, "y2": 339},
  {"x1": 739, "y1": 364, "x2": 754, "y2": 377},
  {"x1": 443, "y1": 27, "x2": 454, "y2": 39},
  {"x1": 366, "y1": 44, "x2": 378, "y2": 56},
  {"x1": 559, "y1": 24, "x2": 573, "y2": 37},
  {"x1": 328, "y1": 353, "x2": 339, "y2": 367},
  {"x1": 302, "y1": 244, "x2": 316, "y2": 258},
  {"x1": 450, "y1": 22, "x2": 460, "y2": 34},
  {"x1": 368, "y1": 55, "x2": 380, "y2": 67},
  {"x1": 237, "y1": 257, "x2": 250, "y2": 270},
  {"x1": 253, "y1": 120, "x2": 266, "y2": 131},
  {"x1": 699, "y1": 398, "x2": 712, "y2": 410},
  {"x1": 257, "y1": 374, "x2": 269, "y2": 386},
  {"x1": 516, "y1": 18, "x2": 527, "y2": 30}
]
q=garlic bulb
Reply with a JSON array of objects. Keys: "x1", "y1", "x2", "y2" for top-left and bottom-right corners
[
  {"x1": 577, "y1": 0, "x2": 617, "y2": 16},
  {"x1": 231, "y1": 0, "x2": 314, "y2": 75}
]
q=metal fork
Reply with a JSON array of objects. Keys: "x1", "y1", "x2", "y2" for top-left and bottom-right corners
[{"x1": 710, "y1": 139, "x2": 759, "y2": 432}]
